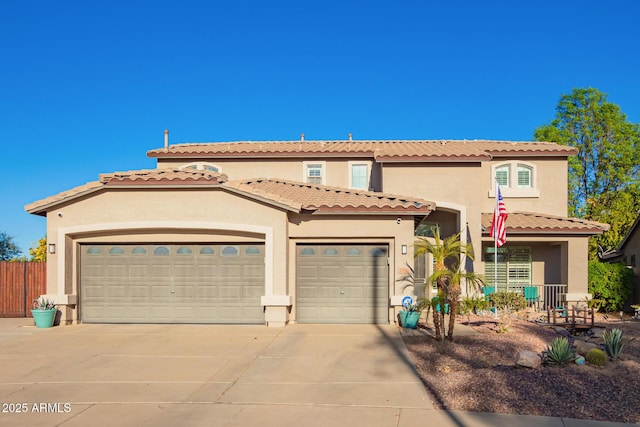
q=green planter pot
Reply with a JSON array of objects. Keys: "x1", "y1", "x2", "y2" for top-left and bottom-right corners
[
  {"x1": 399, "y1": 310, "x2": 421, "y2": 329},
  {"x1": 31, "y1": 309, "x2": 56, "y2": 328}
]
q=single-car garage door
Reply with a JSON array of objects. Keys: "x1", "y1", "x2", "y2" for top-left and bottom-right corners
[
  {"x1": 80, "y1": 243, "x2": 265, "y2": 324},
  {"x1": 296, "y1": 244, "x2": 389, "y2": 324}
]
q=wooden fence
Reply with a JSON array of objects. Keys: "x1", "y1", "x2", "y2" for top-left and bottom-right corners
[{"x1": 0, "y1": 262, "x2": 46, "y2": 317}]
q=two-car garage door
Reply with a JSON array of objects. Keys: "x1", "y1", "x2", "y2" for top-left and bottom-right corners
[{"x1": 80, "y1": 243, "x2": 265, "y2": 324}]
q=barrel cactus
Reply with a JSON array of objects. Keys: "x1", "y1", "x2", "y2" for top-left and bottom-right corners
[{"x1": 585, "y1": 348, "x2": 607, "y2": 366}]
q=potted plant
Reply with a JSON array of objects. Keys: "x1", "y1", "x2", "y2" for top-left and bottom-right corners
[
  {"x1": 31, "y1": 297, "x2": 57, "y2": 328},
  {"x1": 399, "y1": 303, "x2": 422, "y2": 329}
]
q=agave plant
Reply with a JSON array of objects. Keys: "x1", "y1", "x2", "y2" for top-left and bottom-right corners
[
  {"x1": 32, "y1": 297, "x2": 56, "y2": 310},
  {"x1": 544, "y1": 337, "x2": 574, "y2": 365},
  {"x1": 602, "y1": 328, "x2": 631, "y2": 359}
]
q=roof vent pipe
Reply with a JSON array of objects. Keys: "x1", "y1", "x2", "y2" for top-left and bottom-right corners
[
  {"x1": 300, "y1": 133, "x2": 305, "y2": 141},
  {"x1": 348, "y1": 133, "x2": 352, "y2": 141},
  {"x1": 163, "y1": 129, "x2": 169, "y2": 152}
]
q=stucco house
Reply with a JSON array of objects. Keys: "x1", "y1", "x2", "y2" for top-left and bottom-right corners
[{"x1": 25, "y1": 135, "x2": 609, "y2": 326}]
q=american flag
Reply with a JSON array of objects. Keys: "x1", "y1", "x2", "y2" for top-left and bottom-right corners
[{"x1": 490, "y1": 184, "x2": 508, "y2": 247}]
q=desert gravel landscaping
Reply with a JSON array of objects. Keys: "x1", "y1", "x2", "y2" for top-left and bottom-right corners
[{"x1": 402, "y1": 314, "x2": 640, "y2": 424}]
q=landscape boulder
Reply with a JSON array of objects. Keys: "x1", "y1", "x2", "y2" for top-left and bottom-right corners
[
  {"x1": 574, "y1": 340, "x2": 598, "y2": 356},
  {"x1": 516, "y1": 350, "x2": 542, "y2": 369}
]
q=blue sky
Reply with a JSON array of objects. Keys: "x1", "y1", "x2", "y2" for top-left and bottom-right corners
[{"x1": 2, "y1": 1, "x2": 640, "y2": 255}]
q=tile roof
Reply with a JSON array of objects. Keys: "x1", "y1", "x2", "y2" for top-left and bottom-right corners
[
  {"x1": 25, "y1": 170, "x2": 434, "y2": 216},
  {"x1": 99, "y1": 168, "x2": 228, "y2": 185},
  {"x1": 147, "y1": 140, "x2": 577, "y2": 161},
  {"x1": 225, "y1": 178, "x2": 435, "y2": 213},
  {"x1": 25, "y1": 169, "x2": 228, "y2": 215},
  {"x1": 481, "y1": 212, "x2": 609, "y2": 235}
]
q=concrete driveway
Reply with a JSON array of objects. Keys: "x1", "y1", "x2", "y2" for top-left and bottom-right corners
[
  {"x1": 0, "y1": 319, "x2": 633, "y2": 427},
  {"x1": 0, "y1": 319, "x2": 435, "y2": 427}
]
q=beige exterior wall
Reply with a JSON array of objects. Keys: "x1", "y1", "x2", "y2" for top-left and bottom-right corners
[
  {"x1": 381, "y1": 162, "x2": 483, "y2": 274},
  {"x1": 44, "y1": 188, "x2": 290, "y2": 325},
  {"x1": 481, "y1": 158, "x2": 569, "y2": 217},
  {"x1": 157, "y1": 157, "x2": 377, "y2": 190},
  {"x1": 381, "y1": 157, "x2": 581, "y2": 292}
]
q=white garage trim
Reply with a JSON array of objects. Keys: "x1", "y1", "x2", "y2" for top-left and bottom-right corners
[{"x1": 54, "y1": 221, "x2": 277, "y2": 304}]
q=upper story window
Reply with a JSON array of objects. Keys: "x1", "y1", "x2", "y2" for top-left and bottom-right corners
[
  {"x1": 349, "y1": 162, "x2": 370, "y2": 190},
  {"x1": 490, "y1": 161, "x2": 538, "y2": 198},
  {"x1": 181, "y1": 162, "x2": 221, "y2": 172},
  {"x1": 496, "y1": 165, "x2": 509, "y2": 187},
  {"x1": 303, "y1": 161, "x2": 326, "y2": 185},
  {"x1": 517, "y1": 165, "x2": 532, "y2": 188}
]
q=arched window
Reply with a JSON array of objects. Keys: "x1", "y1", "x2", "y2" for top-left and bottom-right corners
[
  {"x1": 221, "y1": 246, "x2": 239, "y2": 256},
  {"x1": 180, "y1": 162, "x2": 221, "y2": 173},
  {"x1": 245, "y1": 246, "x2": 261, "y2": 255},
  {"x1": 491, "y1": 161, "x2": 538, "y2": 197},
  {"x1": 517, "y1": 164, "x2": 533, "y2": 188},
  {"x1": 154, "y1": 246, "x2": 170, "y2": 256},
  {"x1": 495, "y1": 165, "x2": 510, "y2": 187},
  {"x1": 177, "y1": 246, "x2": 192, "y2": 255}
]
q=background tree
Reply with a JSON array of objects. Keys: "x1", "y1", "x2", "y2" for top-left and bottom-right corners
[
  {"x1": 534, "y1": 87, "x2": 640, "y2": 256},
  {"x1": 0, "y1": 231, "x2": 22, "y2": 261},
  {"x1": 29, "y1": 237, "x2": 47, "y2": 262}
]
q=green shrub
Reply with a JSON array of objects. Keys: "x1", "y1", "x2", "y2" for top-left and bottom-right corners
[
  {"x1": 488, "y1": 291, "x2": 526, "y2": 312},
  {"x1": 459, "y1": 295, "x2": 488, "y2": 315},
  {"x1": 585, "y1": 348, "x2": 607, "y2": 366},
  {"x1": 602, "y1": 328, "x2": 630, "y2": 358},
  {"x1": 545, "y1": 337, "x2": 574, "y2": 365},
  {"x1": 588, "y1": 261, "x2": 633, "y2": 312}
]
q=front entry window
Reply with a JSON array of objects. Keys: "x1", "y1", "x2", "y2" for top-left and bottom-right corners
[{"x1": 484, "y1": 246, "x2": 531, "y2": 289}]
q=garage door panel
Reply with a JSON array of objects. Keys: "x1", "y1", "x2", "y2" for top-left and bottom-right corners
[
  {"x1": 321, "y1": 286, "x2": 340, "y2": 298},
  {"x1": 197, "y1": 265, "x2": 217, "y2": 275},
  {"x1": 130, "y1": 265, "x2": 149, "y2": 277},
  {"x1": 297, "y1": 287, "x2": 317, "y2": 298},
  {"x1": 319, "y1": 266, "x2": 340, "y2": 278},
  {"x1": 296, "y1": 244, "x2": 389, "y2": 324},
  {"x1": 297, "y1": 266, "x2": 318, "y2": 279},
  {"x1": 106, "y1": 265, "x2": 127, "y2": 278},
  {"x1": 81, "y1": 243, "x2": 264, "y2": 324},
  {"x1": 243, "y1": 265, "x2": 264, "y2": 278},
  {"x1": 128, "y1": 285, "x2": 150, "y2": 298},
  {"x1": 174, "y1": 266, "x2": 195, "y2": 278},
  {"x1": 105, "y1": 285, "x2": 128, "y2": 298},
  {"x1": 343, "y1": 266, "x2": 365, "y2": 278},
  {"x1": 197, "y1": 287, "x2": 218, "y2": 298}
]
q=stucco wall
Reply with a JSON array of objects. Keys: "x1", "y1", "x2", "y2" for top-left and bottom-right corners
[
  {"x1": 480, "y1": 158, "x2": 569, "y2": 217},
  {"x1": 158, "y1": 158, "x2": 376, "y2": 190}
]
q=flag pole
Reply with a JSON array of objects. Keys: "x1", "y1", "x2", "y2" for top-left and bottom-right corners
[{"x1": 494, "y1": 178, "x2": 498, "y2": 318}]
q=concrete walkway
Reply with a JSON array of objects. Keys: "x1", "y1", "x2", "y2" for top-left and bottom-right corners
[{"x1": 0, "y1": 318, "x2": 634, "y2": 427}]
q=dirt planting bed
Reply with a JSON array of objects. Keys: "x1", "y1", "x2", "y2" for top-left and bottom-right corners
[{"x1": 402, "y1": 314, "x2": 640, "y2": 423}]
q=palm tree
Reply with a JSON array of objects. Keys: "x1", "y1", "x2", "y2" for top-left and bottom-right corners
[
  {"x1": 428, "y1": 265, "x2": 484, "y2": 340},
  {"x1": 414, "y1": 227, "x2": 477, "y2": 341}
]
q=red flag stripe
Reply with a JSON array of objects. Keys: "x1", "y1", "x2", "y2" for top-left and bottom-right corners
[{"x1": 490, "y1": 185, "x2": 508, "y2": 247}]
